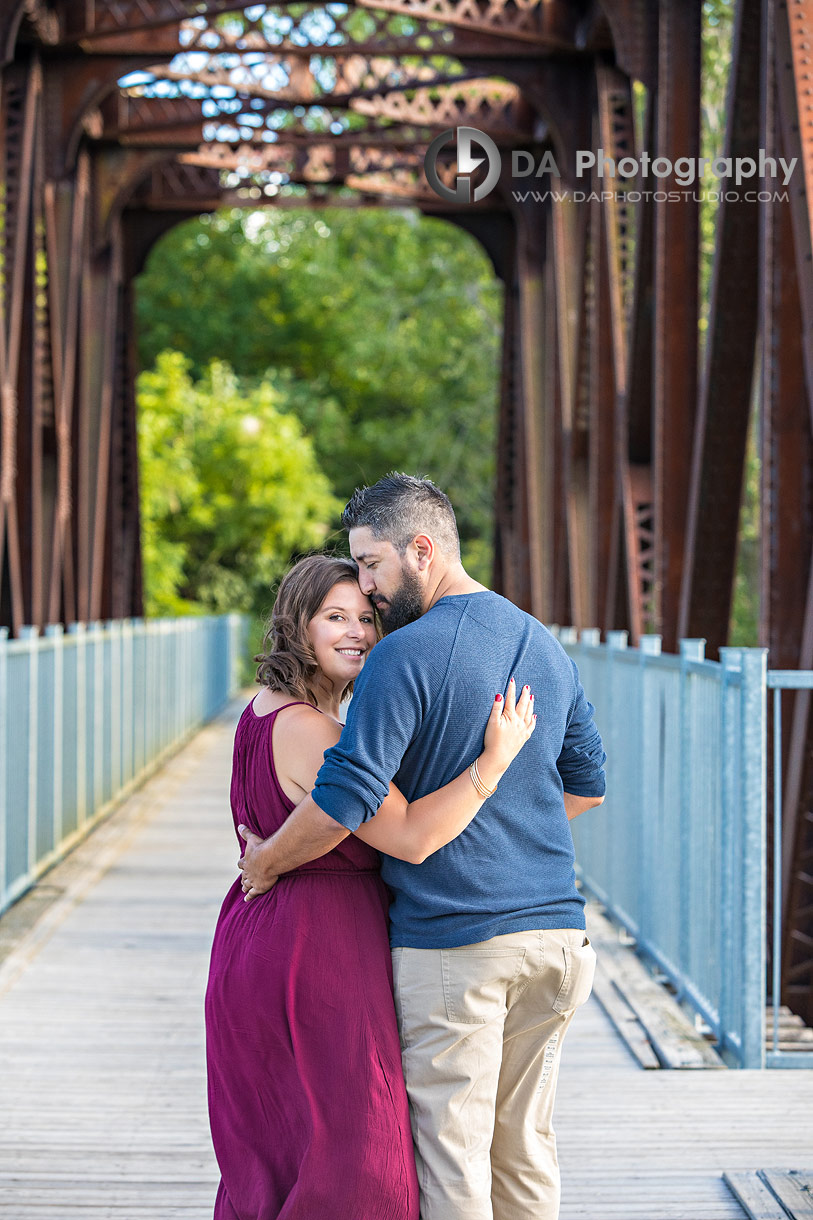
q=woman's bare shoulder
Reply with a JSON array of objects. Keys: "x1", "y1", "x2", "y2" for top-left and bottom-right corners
[
  {"x1": 271, "y1": 703, "x2": 343, "y2": 794},
  {"x1": 271, "y1": 702, "x2": 342, "y2": 748}
]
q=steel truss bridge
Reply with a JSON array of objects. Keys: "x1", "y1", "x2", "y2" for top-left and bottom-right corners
[{"x1": 1, "y1": 0, "x2": 813, "y2": 1025}]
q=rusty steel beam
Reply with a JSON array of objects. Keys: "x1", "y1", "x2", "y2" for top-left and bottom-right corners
[
  {"x1": 78, "y1": 6, "x2": 547, "y2": 60},
  {"x1": 61, "y1": 0, "x2": 588, "y2": 55},
  {"x1": 761, "y1": 0, "x2": 813, "y2": 1029},
  {"x1": 100, "y1": 264, "x2": 142, "y2": 620},
  {"x1": 179, "y1": 140, "x2": 423, "y2": 180},
  {"x1": 550, "y1": 305, "x2": 571, "y2": 623},
  {"x1": 1, "y1": 3, "x2": 32, "y2": 69},
  {"x1": 776, "y1": 0, "x2": 813, "y2": 405},
  {"x1": 513, "y1": 197, "x2": 548, "y2": 620},
  {"x1": 652, "y1": 0, "x2": 702, "y2": 652},
  {"x1": 678, "y1": 0, "x2": 762, "y2": 656},
  {"x1": 77, "y1": 230, "x2": 122, "y2": 624},
  {"x1": 595, "y1": 64, "x2": 635, "y2": 397},
  {"x1": 42, "y1": 52, "x2": 167, "y2": 175},
  {"x1": 42, "y1": 157, "x2": 89, "y2": 626},
  {"x1": 1, "y1": 55, "x2": 42, "y2": 635},
  {"x1": 59, "y1": 0, "x2": 261, "y2": 40},
  {"x1": 542, "y1": 203, "x2": 570, "y2": 626},
  {"x1": 594, "y1": 64, "x2": 635, "y2": 636},
  {"x1": 101, "y1": 93, "x2": 206, "y2": 140},
  {"x1": 599, "y1": 0, "x2": 659, "y2": 90},
  {"x1": 551, "y1": 189, "x2": 589, "y2": 627},
  {"x1": 761, "y1": 184, "x2": 813, "y2": 1022},
  {"x1": 514, "y1": 59, "x2": 593, "y2": 187},
  {"x1": 594, "y1": 62, "x2": 656, "y2": 640},
  {"x1": 129, "y1": 158, "x2": 223, "y2": 210},
  {"x1": 112, "y1": 79, "x2": 530, "y2": 144},
  {"x1": 589, "y1": 195, "x2": 617, "y2": 634},
  {"x1": 355, "y1": 0, "x2": 575, "y2": 47},
  {"x1": 107, "y1": 95, "x2": 443, "y2": 150},
  {"x1": 493, "y1": 252, "x2": 524, "y2": 605},
  {"x1": 148, "y1": 53, "x2": 470, "y2": 105},
  {"x1": 351, "y1": 77, "x2": 529, "y2": 137}
]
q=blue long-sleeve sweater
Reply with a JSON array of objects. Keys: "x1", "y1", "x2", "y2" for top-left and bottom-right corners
[{"x1": 312, "y1": 590, "x2": 606, "y2": 948}]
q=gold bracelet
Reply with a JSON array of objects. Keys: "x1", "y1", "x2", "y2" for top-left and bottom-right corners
[{"x1": 469, "y1": 758, "x2": 497, "y2": 799}]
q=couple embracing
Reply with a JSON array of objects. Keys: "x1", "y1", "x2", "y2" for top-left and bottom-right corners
[{"x1": 205, "y1": 473, "x2": 606, "y2": 1220}]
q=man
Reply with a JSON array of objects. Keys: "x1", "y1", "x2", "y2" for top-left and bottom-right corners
[{"x1": 239, "y1": 473, "x2": 606, "y2": 1220}]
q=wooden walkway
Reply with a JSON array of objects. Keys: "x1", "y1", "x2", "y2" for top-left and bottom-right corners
[{"x1": 0, "y1": 702, "x2": 811, "y2": 1219}]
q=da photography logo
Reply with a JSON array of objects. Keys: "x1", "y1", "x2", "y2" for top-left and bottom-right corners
[{"x1": 424, "y1": 126, "x2": 501, "y2": 203}]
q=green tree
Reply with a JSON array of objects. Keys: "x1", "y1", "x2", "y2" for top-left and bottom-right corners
[
  {"x1": 136, "y1": 208, "x2": 502, "y2": 581},
  {"x1": 138, "y1": 350, "x2": 340, "y2": 619},
  {"x1": 700, "y1": 0, "x2": 735, "y2": 333}
]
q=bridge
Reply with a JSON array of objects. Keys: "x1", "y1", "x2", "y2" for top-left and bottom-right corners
[
  {"x1": 0, "y1": 698, "x2": 811, "y2": 1218},
  {"x1": 1, "y1": 0, "x2": 813, "y2": 1212}
]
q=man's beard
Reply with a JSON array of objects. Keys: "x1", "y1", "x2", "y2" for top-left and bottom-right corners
[{"x1": 376, "y1": 565, "x2": 425, "y2": 635}]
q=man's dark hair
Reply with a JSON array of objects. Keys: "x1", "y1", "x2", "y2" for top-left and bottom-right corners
[{"x1": 342, "y1": 473, "x2": 460, "y2": 559}]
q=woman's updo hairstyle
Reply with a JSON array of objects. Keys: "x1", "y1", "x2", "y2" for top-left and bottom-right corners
[{"x1": 255, "y1": 554, "x2": 368, "y2": 705}]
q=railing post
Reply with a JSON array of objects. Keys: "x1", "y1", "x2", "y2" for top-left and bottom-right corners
[
  {"x1": 45, "y1": 625, "x2": 64, "y2": 853},
  {"x1": 0, "y1": 627, "x2": 8, "y2": 909},
  {"x1": 606, "y1": 631, "x2": 628, "y2": 917},
  {"x1": 19, "y1": 627, "x2": 39, "y2": 874},
  {"x1": 68, "y1": 623, "x2": 87, "y2": 827},
  {"x1": 718, "y1": 647, "x2": 741, "y2": 1061},
  {"x1": 678, "y1": 638, "x2": 706, "y2": 995},
  {"x1": 739, "y1": 647, "x2": 768, "y2": 1069},
  {"x1": 229, "y1": 612, "x2": 242, "y2": 700},
  {"x1": 87, "y1": 622, "x2": 104, "y2": 815},
  {"x1": 638, "y1": 635, "x2": 662, "y2": 951},
  {"x1": 572, "y1": 630, "x2": 602, "y2": 905},
  {"x1": 146, "y1": 618, "x2": 154, "y2": 762},
  {"x1": 579, "y1": 629, "x2": 601, "y2": 727},
  {"x1": 771, "y1": 678, "x2": 782, "y2": 1058},
  {"x1": 106, "y1": 620, "x2": 122, "y2": 796},
  {"x1": 122, "y1": 619, "x2": 135, "y2": 787}
]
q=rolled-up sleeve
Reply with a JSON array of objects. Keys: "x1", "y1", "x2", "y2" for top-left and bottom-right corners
[
  {"x1": 556, "y1": 660, "x2": 606, "y2": 797},
  {"x1": 312, "y1": 646, "x2": 422, "y2": 832}
]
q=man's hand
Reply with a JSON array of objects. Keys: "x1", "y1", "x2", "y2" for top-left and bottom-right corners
[{"x1": 237, "y1": 825, "x2": 279, "y2": 902}]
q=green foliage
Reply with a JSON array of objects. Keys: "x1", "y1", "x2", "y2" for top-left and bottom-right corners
[
  {"x1": 135, "y1": 208, "x2": 502, "y2": 584},
  {"x1": 729, "y1": 415, "x2": 761, "y2": 647},
  {"x1": 138, "y1": 350, "x2": 340, "y2": 619},
  {"x1": 700, "y1": 0, "x2": 735, "y2": 335}
]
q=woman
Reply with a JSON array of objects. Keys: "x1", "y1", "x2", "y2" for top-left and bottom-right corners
[{"x1": 205, "y1": 554, "x2": 535, "y2": 1220}]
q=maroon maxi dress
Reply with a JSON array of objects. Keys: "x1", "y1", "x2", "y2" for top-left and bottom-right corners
[{"x1": 205, "y1": 701, "x2": 419, "y2": 1220}]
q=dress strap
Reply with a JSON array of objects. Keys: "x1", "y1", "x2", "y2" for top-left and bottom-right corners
[{"x1": 250, "y1": 697, "x2": 322, "y2": 719}]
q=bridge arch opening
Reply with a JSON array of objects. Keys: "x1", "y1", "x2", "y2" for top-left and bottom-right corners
[{"x1": 132, "y1": 203, "x2": 504, "y2": 623}]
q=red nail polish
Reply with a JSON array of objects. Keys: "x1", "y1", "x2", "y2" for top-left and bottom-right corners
[{"x1": 495, "y1": 693, "x2": 502, "y2": 702}]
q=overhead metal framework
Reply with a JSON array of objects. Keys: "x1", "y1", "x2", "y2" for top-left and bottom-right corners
[{"x1": 1, "y1": 0, "x2": 813, "y2": 1022}]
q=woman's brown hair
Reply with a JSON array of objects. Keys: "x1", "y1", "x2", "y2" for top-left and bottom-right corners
[{"x1": 255, "y1": 554, "x2": 372, "y2": 705}]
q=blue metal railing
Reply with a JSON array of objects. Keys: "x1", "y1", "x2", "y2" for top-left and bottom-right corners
[
  {"x1": 557, "y1": 628, "x2": 769, "y2": 1069},
  {"x1": 0, "y1": 614, "x2": 246, "y2": 917},
  {"x1": 766, "y1": 671, "x2": 813, "y2": 1068}
]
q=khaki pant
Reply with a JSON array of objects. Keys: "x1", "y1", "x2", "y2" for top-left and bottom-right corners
[{"x1": 392, "y1": 928, "x2": 596, "y2": 1220}]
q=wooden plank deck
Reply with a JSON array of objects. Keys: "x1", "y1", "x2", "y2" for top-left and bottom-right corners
[{"x1": 0, "y1": 700, "x2": 811, "y2": 1219}]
